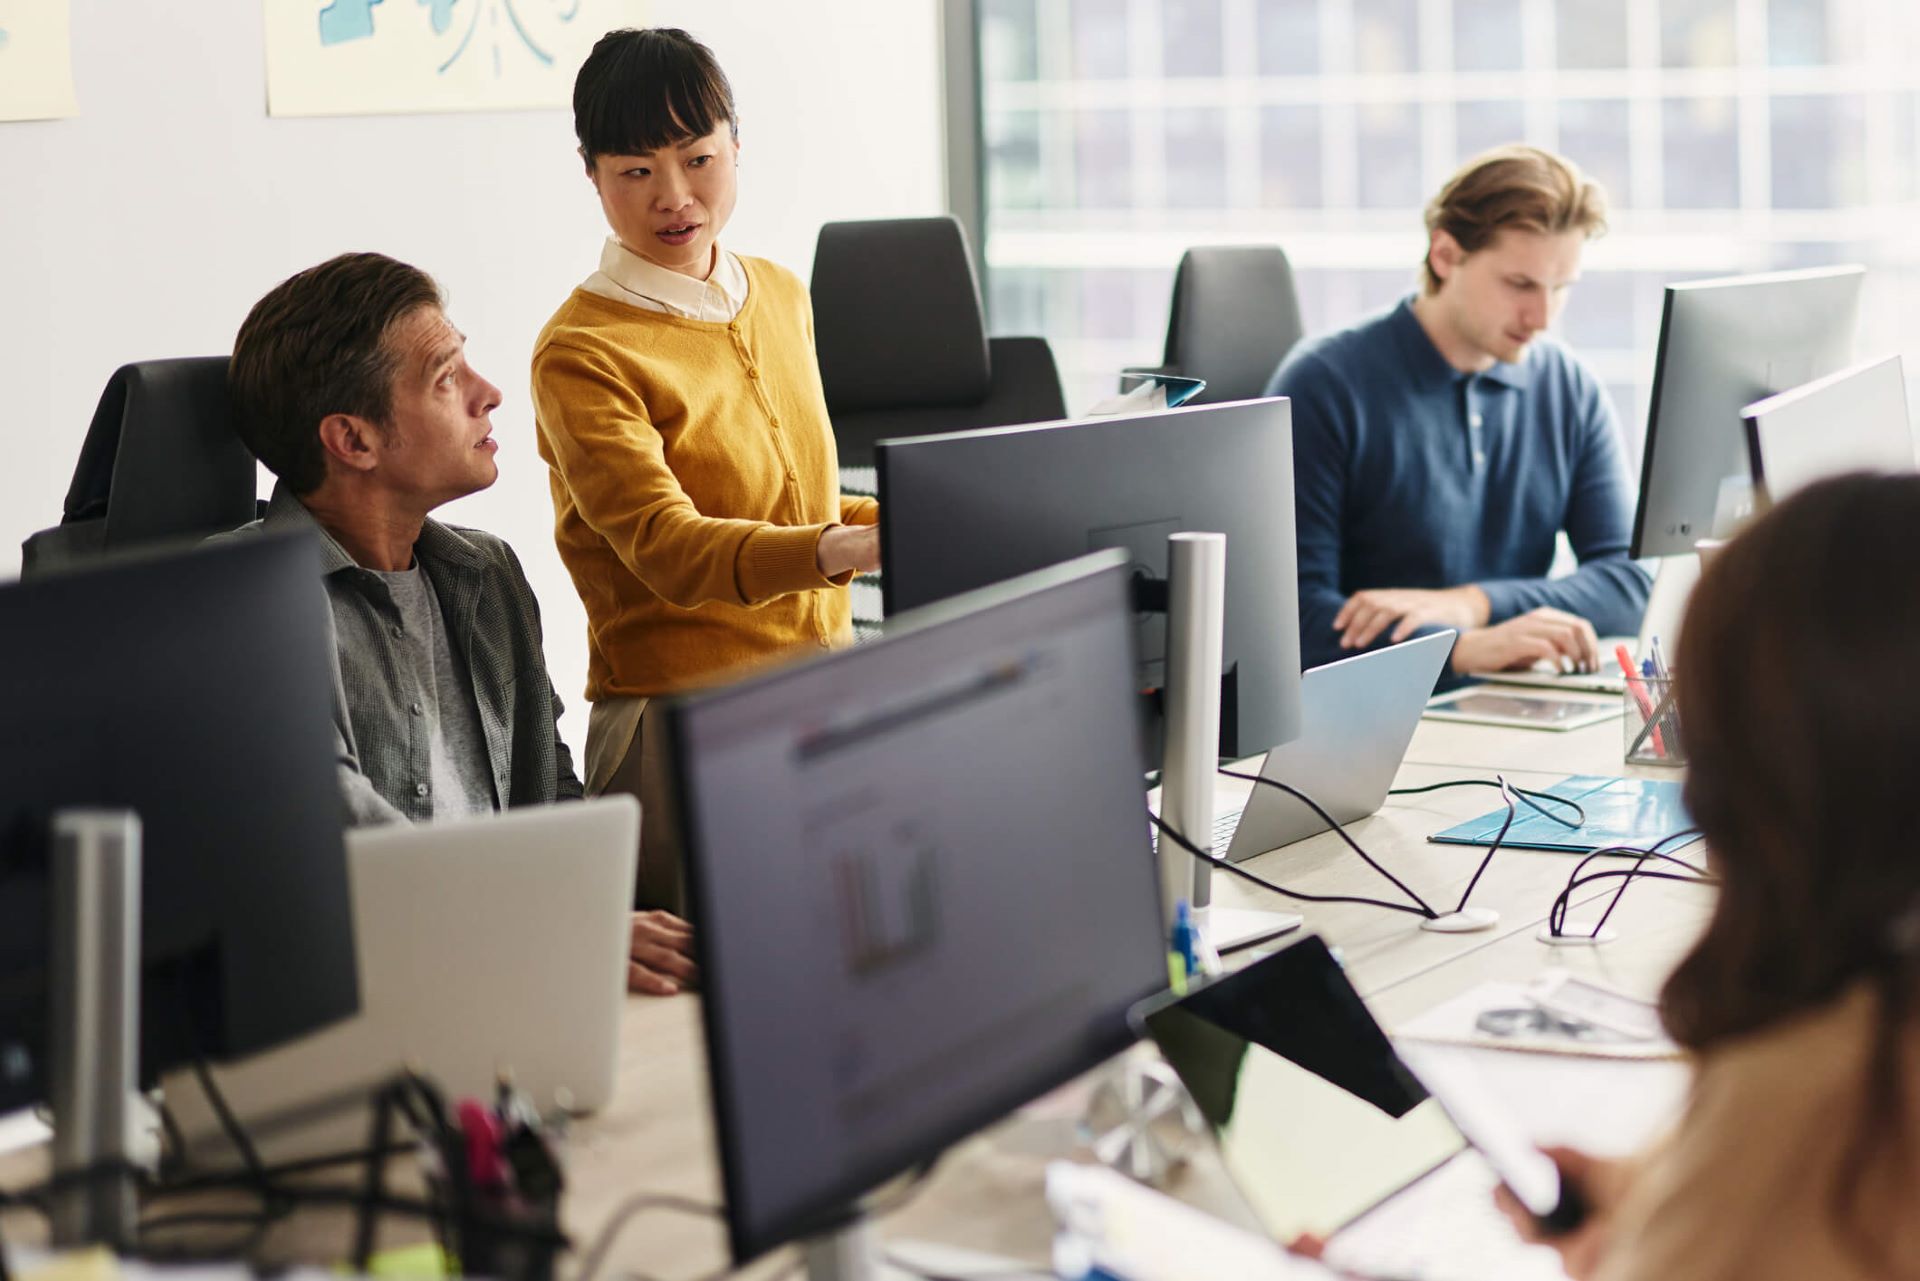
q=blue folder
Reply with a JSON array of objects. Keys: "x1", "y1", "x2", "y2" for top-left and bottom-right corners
[{"x1": 1426, "y1": 774, "x2": 1699, "y2": 854}]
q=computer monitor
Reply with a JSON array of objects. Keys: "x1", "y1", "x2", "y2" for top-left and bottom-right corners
[
  {"x1": 876, "y1": 398, "x2": 1302, "y2": 758},
  {"x1": 670, "y1": 552, "x2": 1168, "y2": 1270},
  {"x1": 1632, "y1": 265, "x2": 1865, "y2": 558},
  {"x1": 0, "y1": 533, "x2": 359, "y2": 1114},
  {"x1": 1743, "y1": 353, "x2": 1918, "y2": 507}
]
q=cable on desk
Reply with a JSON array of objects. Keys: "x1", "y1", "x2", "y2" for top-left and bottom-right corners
[
  {"x1": 570, "y1": 1192, "x2": 722, "y2": 1281},
  {"x1": 1215, "y1": 768, "x2": 1440, "y2": 918},
  {"x1": 1150, "y1": 812, "x2": 1434, "y2": 919},
  {"x1": 1445, "y1": 775, "x2": 1519, "y2": 918},
  {"x1": 1386, "y1": 778, "x2": 1587, "y2": 829},
  {"x1": 1546, "y1": 867, "x2": 1717, "y2": 932},
  {"x1": 1545, "y1": 831, "x2": 1712, "y2": 940}
]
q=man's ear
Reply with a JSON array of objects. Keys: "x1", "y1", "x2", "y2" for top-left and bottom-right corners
[
  {"x1": 580, "y1": 147, "x2": 598, "y2": 183},
  {"x1": 1428, "y1": 229, "x2": 1464, "y2": 288},
  {"x1": 315, "y1": 413, "x2": 382, "y2": 476}
]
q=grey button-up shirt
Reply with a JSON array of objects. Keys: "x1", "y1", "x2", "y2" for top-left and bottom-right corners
[{"x1": 242, "y1": 485, "x2": 583, "y2": 825}]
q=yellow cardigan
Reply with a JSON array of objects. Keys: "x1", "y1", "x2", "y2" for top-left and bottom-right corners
[{"x1": 530, "y1": 256, "x2": 876, "y2": 700}]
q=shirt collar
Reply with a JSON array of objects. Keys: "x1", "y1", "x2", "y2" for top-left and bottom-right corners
[
  {"x1": 261, "y1": 480, "x2": 483, "y2": 580},
  {"x1": 596, "y1": 235, "x2": 748, "y2": 320},
  {"x1": 1387, "y1": 295, "x2": 1532, "y2": 392}
]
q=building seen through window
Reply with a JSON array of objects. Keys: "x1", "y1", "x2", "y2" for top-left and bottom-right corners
[{"x1": 977, "y1": 0, "x2": 1920, "y2": 453}]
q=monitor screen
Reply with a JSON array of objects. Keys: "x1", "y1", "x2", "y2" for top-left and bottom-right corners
[
  {"x1": 876, "y1": 398, "x2": 1303, "y2": 759},
  {"x1": 671, "y1": 553, "x2": 1169, "y2": 1264},
  {"x1": 1633, "y1": 265, "x2": 1864, "y2": 558},
  {"x1": 0, "y1": 533, "x2": 359, "y2": 1113}
]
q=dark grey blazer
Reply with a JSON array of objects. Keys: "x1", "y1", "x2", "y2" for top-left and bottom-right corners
[{"x1": 238, "y1": 485, "x2": 583, "y2": 824}]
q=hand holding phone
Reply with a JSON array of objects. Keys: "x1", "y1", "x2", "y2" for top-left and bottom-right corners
[{"x1": 1394, "y1": 1043, "x2": 1589, "y2": 1236}]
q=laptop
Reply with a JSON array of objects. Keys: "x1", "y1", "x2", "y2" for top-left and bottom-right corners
[
  {"x1": 1220, "y1": 630, "x2": 1454, "y2": 862},
  {"x1": 164, "y1": 797, "x2": 639, "y2": 1164},
  {"x1": 1134, "y1": 936, "x2": 1570, "y2": 1280}
]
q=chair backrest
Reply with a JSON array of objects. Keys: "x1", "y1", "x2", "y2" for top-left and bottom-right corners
[
  {"x1": 1148, "y1": 245, "x2": 1306, "y2": 405},
  {"x1": 22, "y1": 357, "x2": 258, "y2": 578},
  {"x1": 811, "y1": 215, "x2": 1067, "y2": 465}
]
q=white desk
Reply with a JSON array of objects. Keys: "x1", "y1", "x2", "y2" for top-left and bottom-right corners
[{"x1": 0, "y1": 711, "x2": 1707, "y2": 1279}]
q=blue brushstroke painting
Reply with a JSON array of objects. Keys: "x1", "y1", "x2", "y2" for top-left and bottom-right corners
[
  {"x1": 318, "y1": 0, "x2": 384, "y2": 46},
  {"x1": 422, "y1": 0, "x2": 459, "y2": 35}
]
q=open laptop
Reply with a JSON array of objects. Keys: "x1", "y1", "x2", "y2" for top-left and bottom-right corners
[
  {"x1": 1218, "y1": 630, "x2": 1454, "y2": 862},
  {"x1": 164, "y1": 797, "x2": 639, "y2": 1164},
  {"x1": 1135, "y1": 936, "x2": 1569, "y2": 1280}
]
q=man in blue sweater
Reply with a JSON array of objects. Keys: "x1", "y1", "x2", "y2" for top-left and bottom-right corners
[{"x1": 1267, "y1": 145, "x2": 1649, "y2": 679}]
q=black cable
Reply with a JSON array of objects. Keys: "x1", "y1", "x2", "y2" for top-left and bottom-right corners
[
  {"x1": 1545, "y1": 831, "x2": 1705, "y2": 936},
  {"x1": 159, "y1": 1141, "x2": 415, "y2": 1195},
  {"x1": 1449, "y1": 776, "x2": 1519, "y2": 916},
  {"x1": 1545, "y1": 831, "x2": 1712, "y2": 939},
  {"x1": 1150, "y1": 812, "x2": 1434, "y2": 918},
  {"x1": 1386, "y1": 778, "x2": 1587, "y2": 829},
  {"x1": 1216, "y1": 768, "x2": 1440, "y2": 917}
]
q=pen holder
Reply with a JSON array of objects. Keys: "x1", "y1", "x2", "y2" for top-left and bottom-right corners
[{"x1": 1622, "y1": 675, "x2": 1685, "y2": 767}]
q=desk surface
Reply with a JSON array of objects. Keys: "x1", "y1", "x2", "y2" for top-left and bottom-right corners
[{"x1": 1, "y1": 709, "x2": 1708, "y2": 1279}]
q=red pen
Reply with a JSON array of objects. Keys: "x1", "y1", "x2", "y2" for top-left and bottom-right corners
[{"x1": 1615, "y1": 644, "x2": 1666, "y2": 758}]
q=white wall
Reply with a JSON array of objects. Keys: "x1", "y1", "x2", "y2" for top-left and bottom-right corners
[{"x1": 0, "y1": 0, "x2": 946, "y2": 753}]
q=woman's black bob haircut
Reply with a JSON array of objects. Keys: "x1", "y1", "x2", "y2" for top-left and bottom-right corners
[{"x1": 573, "y1": 27, "x2": 737, "y2": 171}]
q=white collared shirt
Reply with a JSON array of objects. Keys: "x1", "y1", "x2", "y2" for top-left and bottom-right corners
[{"x1": 580, "y1": 235, "x2": 749, "y2": 322}]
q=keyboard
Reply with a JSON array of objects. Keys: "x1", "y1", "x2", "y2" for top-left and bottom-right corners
[
  {"x1": 1324, "y1": 1152, "x2": 1570, "y2": 1281},
  {"x1": 1150, "y1": 805, "x2": 1245, "y2": 858}
]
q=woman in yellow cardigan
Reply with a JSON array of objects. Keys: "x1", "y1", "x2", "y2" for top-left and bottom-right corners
[
  {"x1": 531, "y1": 27, "x2": 878, "y2": 934},
  {"x1": 1496, "y1": 473, "x2": 1920, "y2": 1278}
]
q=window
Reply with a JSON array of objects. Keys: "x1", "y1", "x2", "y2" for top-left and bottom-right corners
[{"x1": 972, "y1": 0, "x2": 1920, "y2": 442}]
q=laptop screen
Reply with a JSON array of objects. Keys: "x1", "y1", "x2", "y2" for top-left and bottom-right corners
[{"x1": 1139, "y1": 936, "x2": 1465, "y2": 1242}]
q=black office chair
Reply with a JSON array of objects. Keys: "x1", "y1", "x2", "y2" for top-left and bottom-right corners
[
  {"x1": 811, "y1": 215, "x2": 1068, "y2": 468},
  {"x1": 21, "y1": 357, "x2": 259, "y2": 578},
  {"x1": 1125, "y1": 245, "x2": 1307, "y2": 405}
]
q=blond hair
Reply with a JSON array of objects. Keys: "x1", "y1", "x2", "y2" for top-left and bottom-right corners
[{"x1": 1421, "y1": 145, "x2": 1609, "y2": 294}]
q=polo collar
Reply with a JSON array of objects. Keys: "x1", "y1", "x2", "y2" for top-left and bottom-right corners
[{"x1": 1387, "y1": 295, "x2": 1533, "y2": 392}]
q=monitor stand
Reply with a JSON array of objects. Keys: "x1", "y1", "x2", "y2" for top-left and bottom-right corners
[
  {"x1": 1160, "y1": 533, "x2": 1301, "y2": 955},
  {"x1": 47, "y1": 809, "x2": 143, "y2": 1249},
  {"x1": 801, "y1": 1219, "x2": 1046, "y2": 1281}
]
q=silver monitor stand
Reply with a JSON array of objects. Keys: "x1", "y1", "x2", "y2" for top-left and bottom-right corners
[
  {"x1": 48, "y1": 809, "x2": 143, "y2": 1249},
  {"x1": 1161, "y1": 532, "x2": 1301, "y2": 953}
]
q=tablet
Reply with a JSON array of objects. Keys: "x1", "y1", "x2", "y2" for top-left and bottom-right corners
[{"x1": 1422, "y1": 688, "x2": 1622, "y2": 732}]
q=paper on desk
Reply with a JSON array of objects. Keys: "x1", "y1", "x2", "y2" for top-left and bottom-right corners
[
  {"x1": 1386, "y1": 1041, "x2": 1689, "y2": 1159},
  {"x1": 1047, "y1": 1162, "x2": 1338, "y2": 1281},
  {"x1": 1394, "y1": 981, "x2": 1680, "y2": 1060}
]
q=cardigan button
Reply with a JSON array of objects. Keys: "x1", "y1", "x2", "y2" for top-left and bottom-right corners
[{"x1": 747, "y1": 367, "x2": 760, "y2": 379}]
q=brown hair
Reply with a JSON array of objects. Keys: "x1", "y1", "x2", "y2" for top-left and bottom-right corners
[
  {"x1": 1421, "y1": 145, "x2": 1608, "y2": 293},
  {"x1": 229, "y1": 253, "x2": 442, "y2": 495},
  {"x1": 1666, "y1": 471, "x2": 1920, "y2": 1263}
]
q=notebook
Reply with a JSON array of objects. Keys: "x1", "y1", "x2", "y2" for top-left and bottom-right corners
[{"x1": 1426, "y1": 775, "x2": 1697, "y2": 854}]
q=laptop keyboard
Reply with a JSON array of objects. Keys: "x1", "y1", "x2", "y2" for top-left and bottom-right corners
[{"x1": 1150, "y1": 806, "x2": 1245, "y2": 858}]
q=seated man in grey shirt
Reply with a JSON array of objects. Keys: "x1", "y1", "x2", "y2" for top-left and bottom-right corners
[{"x1": 226, "y1": 251, "x2": 692, "y2": 995}]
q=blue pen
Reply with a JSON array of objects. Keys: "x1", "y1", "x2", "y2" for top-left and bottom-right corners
[
  {"x1": 1643, "y1": 654, "x2": 1683, "y2": 754},
  {"x1": 1170, "y1": 899, "x2": 1200, "y2": 980}
]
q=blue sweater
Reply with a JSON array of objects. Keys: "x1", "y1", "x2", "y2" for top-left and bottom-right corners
[{"x1": 1266, "y1": 297, "x2": 1649, "y2": 674}]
